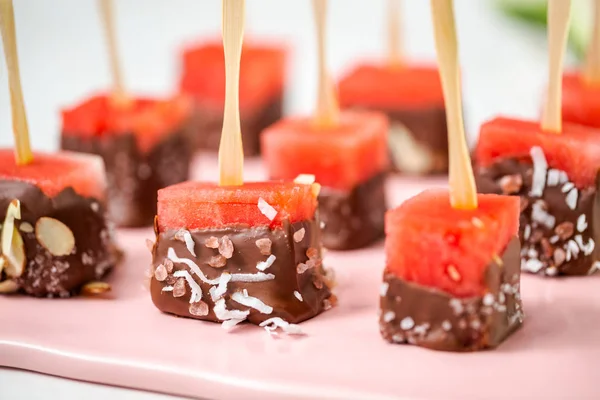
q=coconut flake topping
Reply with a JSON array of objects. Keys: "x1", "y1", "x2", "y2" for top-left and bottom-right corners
[
  {"x1": 258, "y1": 197, "x2": 278, "y2": 221},
  {"x1": 231, "y1": 291, "x2": 273, "y2": 314},
  {"x1": 256, "y1": 255, "x2": 276, "y2": 271},
  {"x1": 529, "y1": 146, "x2": 547, "y2": 197},
  {"x1": 260, "y1": 317, "x2": 304, "y2": 336}
]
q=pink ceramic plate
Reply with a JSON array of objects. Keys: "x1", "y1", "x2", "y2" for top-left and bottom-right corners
[{"x1": 1, "y1": 156, "x2": 599, "y2": 400}]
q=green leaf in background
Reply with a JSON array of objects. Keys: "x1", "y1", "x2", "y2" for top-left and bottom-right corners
[{"x1": 495, "y1": 0, "x2": 591, "y2": 61}]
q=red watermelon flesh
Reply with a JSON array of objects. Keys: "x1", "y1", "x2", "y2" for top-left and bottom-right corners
[
  {"x1": 179, "y1": 40, "x2": 286, "y2": 112},
  {"x1": 562, "y1": 72, "x2": 600, "y2": 129},
  {"x1": 157, "y1": 181, "x2": 319, "y2": 232},
  {"x1": 0, "y1": 149, "x2": 107, "y2": 200},
  {"x1": 260, "y1": 110, "x2": 390, "y2": 191},
  {"x1": 385, "y1": 189, "x2": 520, "y2": 298},
  {"x1": 476, "y1": 117, "x2": 600, "y2": 188},
  {"x1": 338, "y1": 64, "x2": 444, "y2": 109},
  {"x1": 61, "y1": 94, "x2": 193, "y2": 153}
]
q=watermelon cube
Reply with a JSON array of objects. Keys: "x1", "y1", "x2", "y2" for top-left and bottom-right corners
[
  {"x1": 179, "y1": 39, "x2": 286, "y2": 155},
  {"x1": 61, "y1": 94, "x2": 194, "y2": 227},
  {"x1": 0, "y1": 150, "x2": 121, "y2": 297},
  {"x1": 562, "y1": 72, "x2": 600, "y2": 129},
  {"x1": 338, "y1": 64, "x2": 448, "y2": 175},
  {"x1": 380, "y1": 189, "x2": 523, "y2": 351},
  {"x1": 150, "y1": 180, "x2": 333, "y2": 329},
  {"x1": 260, "y1": 110, "x2": 390, "y2": 250},
  {"x1": 475, "y1": 117, "x2": 600, "y2": 276}
]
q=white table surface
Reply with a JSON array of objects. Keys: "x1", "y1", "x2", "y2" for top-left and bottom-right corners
[{"x1": 0, "y1": 0, "x2": 576, "y2": 399}]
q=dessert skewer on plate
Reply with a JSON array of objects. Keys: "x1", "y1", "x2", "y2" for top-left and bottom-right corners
[
  {"x1": 261, "y1": 0, "x2": 390, "y2": 250},
  {"x1": 60, "y1": 0, "x2": 194, "y2": 228},
  {"x1": 475, "y1": 0, "x2": 599, "y2": 277},
  {"x1": 379, "y1": 0, "x2": 523, "y2": 351},
  {"x1": 337, "y1": 0, "x2": 448, "y2": 176},
  {"x1": 0, "y1": 0, "x2": 121, "y2": 298},
  {"x1": 149, "y1": 0, "x2": 334, "y2": 333}
]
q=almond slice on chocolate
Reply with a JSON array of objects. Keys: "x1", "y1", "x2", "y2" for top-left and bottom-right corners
[
  {"x1": 1, "y1": 200, "x2": 26, "y2": 278},
  {"x1": 35, "y1": 217, "x2": 75, "y2": 256},
  {"x1": 81, "y1": 281, "x2": 111, "y2": 296},
  {"x1": 0, "y1": 279, "x2": 19, "y2": 294}
]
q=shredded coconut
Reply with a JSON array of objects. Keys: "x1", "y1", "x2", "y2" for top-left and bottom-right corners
[
  {"x1": 182, "y1": 230, "x2": 197, "y2": 256},
  {"x1": 577, "y1": 215, "x2": 588, "y2": 232},
  {"x1": 400, "y1": 317, "x2": 415, "y2": 330},
  {"x1": 546, "y1": 169, "x2": 561, "y2": 186},
  {"x1": 231, "y1": 291, "x2": 273, "y2": 314},
  {"x1": 383, "y1": 311, "x2": 395, "y2": 323},
  {"x1": 523, "y1": 259, "x2": 544, "y2": 273},
  {"x1": 168, "y1": 248, "x2": 220, "y2": 285},
  {"x1": 213, "y1": 298, "x2": 250, "y2": 321},
  {"x1": 222, "y1": 318, "x2": 246, "y2": 330},
  {"x1": 161, "y1": 286, "x2": 174, "y2": 292},
  {"x1": 294, "y1": 291, "x2": 303, "y2": 302},
  {"x1": 380, "y1": 282, "x2": 389, "y2": 297},
  {"x1": 257, "y1": 197, "x2": 278, "y2": 221},
  {"x1": 529, "y1": 146, "x2": 547, "y2": 197},
  {"x1": 565, "y1": 188, "x2": 578, "y2": 210},
  {"x1": 531, "y1": 202, "x2": 555, "y2": 229},
  {"x1": 230, "y1": 272, "x2": 275, "y2": 282},
  {"x1": 210, "y1": 273, "x2": 231, "y2": 301},
  {"x1": 256, "y1": 254, "x2": 277, "y2": 271},
  {"x1": 173, "y1": 270, "x2": 203, "y2": 303},
  {"x1": 561, "y1": 182, "x2": 575, "y2": 193},
  {"x1": 259, "y1": 317, "x2": 303, "y2": 335}
]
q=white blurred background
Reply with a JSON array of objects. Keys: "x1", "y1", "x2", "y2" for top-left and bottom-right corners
[{"x1": 0, "y1": 0, "x2": 577, "y2": 152}]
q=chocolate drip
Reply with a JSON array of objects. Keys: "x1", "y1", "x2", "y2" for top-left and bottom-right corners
[
  {"x1": 0, "y1": 180, "x2": 121, "y2": 297},
  {"x1": 379, "y1": 237, "x2": 523, "y2": 351},
  {"x1": 475, "y1": 156, "x2": 599, "y2": 276},
  {"x1": 150, "y1": 219, "x2": 332, "y2": 325},
  {"x1": 318, "y1": 172, "x2": 387, "y2": 250},
  {"x1": 61, "y1": 128, "x2": 191, "y2": 227}
]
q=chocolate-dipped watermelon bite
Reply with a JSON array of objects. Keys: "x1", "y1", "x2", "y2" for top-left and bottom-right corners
[
  {"x1": 180, "y1": 40, "x2": 286, "y2": 155},
  {"x1": 261, "y1": 1, "x2": 389, "y2": 250},
  {"x1": 149, "y1": 0, "x2": 334, "y2": 333},
  {"x1": 380, "y1": 0, "x2": 524, "y2": 351},
  {"x1": 150, "y1": 180, "x2": 332, "y2": 328},
  {"x1": 475, "y1": 118, "x2": 600, "y2": 276},
  {"x1": 61, "y1": 94, "x2": 194, "y2": 227},
  {"x1": 0, "y1": 150, "x2": 121, "y2": 297},
  {"x1": 339, "y1": 65, "x2": 447, "y2": 175},
  {"x1": 380, "y1": 190, "x2": 523, "y2": 351},
  {"x1": 475, "y1": 2, "x2": 599, "y2": 277}
]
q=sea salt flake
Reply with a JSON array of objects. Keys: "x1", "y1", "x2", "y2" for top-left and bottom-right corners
[
  {"x1": 260, "y1": 317, "x2": 303, "y2": 335},
  {"x1": 529, "y1": 146, "x2": 548, "y2": 197},
  {"x1": 380, "y1": 282, "x2": 389, "y2": 297},
  {"x1": 189, "y1": 301, "x2": 209, "y2": 316},
  {"x1": 470, "y1": 319, "x2": 481, "y2": 330},
  {"x1": 577, "y1": 215, "x2": 588, "y2": 232},
  {"x1": 296, "y1": 262, "x2": 309, "y2": 274},
  {"x1": 293, "y1": 228, "x2": 305, "y2": 243},
  {"x1": 258, "y1": 197, "x2": 278, "y2": 221},
  {"x1": 413, "y1": 323, "x2": 430, "y2": 336},
  {"x1": 549, "y1": 235, "x2": 560, "y2": 244},
  {"x1": 255, "y1": 238, "x2": 272, "y2": 255},
  {"x1": 172, "y1": 278, "x2": 186, "y2": 297},
  {"x1": 218, "y1": 236, "x2": 234, "y2": 259},
  {"x1": 531, "y1": 201, "x2": 555, "y2": 229},
  {"x1": 205, "y1": 236, "x2": 219, "y2": 249},
  {"x1": 565, "y1": 188, "x2": 578, "y2": 210},
  {"x1": 294, "y1": 291, "x2": 303, "y2": 302},
  {"x1": 208, "y1": 255, "x2": 227, "y2": 268},
  {"x1": 545, "y1": 266, "x2": 558, "y2": 276},
  {"x1": 173, "y1": 270, "x2": 203, "y2": 303},
  {"x1": 256, "y1": 254, "x2": 276, "y2": 271},
  {"x1": 154, "y1": 264, "x2": 168, "y2": 281},
  {"x1": 400, "y1": 317, "x2": 415, "y2": 330},
  {"x1": 90, "y1": 202, "x2": 100, "y2": 213},
  {"x1": 231, "y1": 291, "x2": 273, "y2": 314},
  {"x1": 383, "y1": 311, "x2": 395, "y2": 323},
  {"x1": 567, "y1": 240, "x2": 580, "y2": 256},
  {"x1": 449, "y1": 298, "x2": 464, "y2": 315}
]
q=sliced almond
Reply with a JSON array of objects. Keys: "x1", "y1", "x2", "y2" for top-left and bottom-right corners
[
  {"x1": 4, "y1": 226, "x2": 25, "y2": 278},
  {"x1": 1, "y1": 199, "x2": 21, "y2": 256},
  {"x1": 19, "y1": 221, "x2": 34, "y2": 233},
  {"x1": 0, "y1": 279, "x2": 19, "y2": 294},
  {"x1": 35, "y1": 217, "x2": 75, "y2": 256},
  {"x1": 81, "y1": 281, "x2": 111, "y2": 296}
]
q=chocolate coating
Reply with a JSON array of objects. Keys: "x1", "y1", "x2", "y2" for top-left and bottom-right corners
[
  {"x1": 344, "y1": 105, "x2": 448, "y2": 175},
  {"x1": 0, "y1": 180, "x2": 121, "y2": 297},
  {"x1": 318, "y1": 172, "x2": 387, "y2": 250},
  {"x1": 150, "y1": 219, "x2": 332, "y2": 325},
  {"x1": 188, "y1": 96, "x2": 282, "y2": 156},
  {"x1": 379, "y1": 237, "x2": 523, "y2": 352},
  {"x1": 475, "y1": 156, "x2": 599, "y2": 276},
  {"x1": 61, "y1": 128, "x2": 191, "y2": 227}
]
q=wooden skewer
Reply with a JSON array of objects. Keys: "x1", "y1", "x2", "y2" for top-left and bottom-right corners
[
  {"x1": 541, "y1": 0, "x2": 572, "y2": 133},
  {"x1": 387, "y1": 0, "x2": 402, "y2": 66},
  {"x1": 0, "y1": 0, "x2": 33, "y2": 165},
  {"x1": 218, "y1": 0, "x2": 245, "y2": 186},
  {"x1": 313, "y1": 0, "x2": 339, "y2": 128},
  {"x1": 430, "y1": 0, "x2": 477, "y2": 210},
  {"x1": 99, "y1": 0, "x2": 127, "y2": 104},
  {"x1": 583, "y1": 0, "x2": 600, "y2": 84}
]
